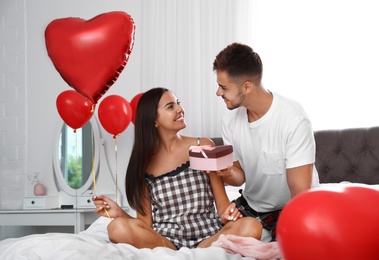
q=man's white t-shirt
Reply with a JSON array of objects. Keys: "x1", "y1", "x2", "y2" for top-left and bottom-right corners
[{"x1": 221, "y1": 92, "x2": 320, "y2": 212}]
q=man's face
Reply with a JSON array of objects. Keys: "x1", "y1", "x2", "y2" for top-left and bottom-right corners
[{"x1": 215, "y1": 71, "x2": 245, "y2": 110}]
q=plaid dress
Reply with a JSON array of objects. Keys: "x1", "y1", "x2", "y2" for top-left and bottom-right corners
[{"x1": 145, "y1": 161, "x2": 223, "y2": 249}]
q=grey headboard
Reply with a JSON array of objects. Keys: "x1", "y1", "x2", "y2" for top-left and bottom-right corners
[
  {"x1": 211, "y1": 137, "x2": 224, "y2": 146},
  {"x1": 314, "y1": 127, "x2": 379, "y2": 184},
  {"x1": 212, "y1": 126, "x2": 379, "y2": 185}
]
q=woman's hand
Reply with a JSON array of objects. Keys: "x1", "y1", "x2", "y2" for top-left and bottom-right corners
[
  {"x1": 92, "y1": 195, "x2": 128, "y2": 219},
  {"x1": 221, "y1": 202, "x2": 243, "y2": 224}
]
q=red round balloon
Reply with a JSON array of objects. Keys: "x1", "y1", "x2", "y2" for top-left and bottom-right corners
[
  {"x1": 98, "y1": 95, "x2": 132, "y2": 138},
  {"x1": 130, "y1": 92, "x2": 143, "y2": 124},
  {"x1": 276, "y1": 186, "x2": 379, "y2": 260},
  {"x1": 45, "y1": 11, "x2": 136, "y2": 104},
  {"x1": 56, "y1": 90, "x2": 95, "y2": 130}
]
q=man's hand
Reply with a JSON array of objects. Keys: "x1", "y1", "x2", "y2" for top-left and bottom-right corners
[{"x1": 207, "y1": 162, "x2": 245, "y2": 186}]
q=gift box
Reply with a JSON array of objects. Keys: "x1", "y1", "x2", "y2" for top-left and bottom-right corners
[{"x1": 189, "y1": 145, "x2": 233, "y2": 171}]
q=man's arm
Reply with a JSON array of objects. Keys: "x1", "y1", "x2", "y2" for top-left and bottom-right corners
[
  {"x1": 286, "y1": 164, "x2": 313, "y2": 198},
  {"x1": 217, "y1": 161, "x2": 246, "y2": 186}
]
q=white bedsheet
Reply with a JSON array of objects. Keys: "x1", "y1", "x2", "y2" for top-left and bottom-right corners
[
  {"x1": 0, "y1": 216, "x2": 255, "y2": 260},
  {"x1": 318, "y1": 182, "x2": 379, "y2": 191},
  {"x1": 0, "y1": 233, "x2": 254, "y2": 260},
  {"x1": 1, "y1": 182, "x2": 378, "y2": 260}
]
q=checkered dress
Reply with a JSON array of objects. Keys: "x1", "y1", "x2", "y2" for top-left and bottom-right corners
[{"x1": 145, "y1": 161, "x2": 223, "y2": 249}]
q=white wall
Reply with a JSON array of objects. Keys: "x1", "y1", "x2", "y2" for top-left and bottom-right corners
[
  {"x1": 252, "y1": 1, "x2": 379, "y2": 130},
  {"x1": 0, "y1": 0, "x2": 27, "y2": 209},
  {"x1": 25, "y1": 0, "x2": 143, "y2": 208}
]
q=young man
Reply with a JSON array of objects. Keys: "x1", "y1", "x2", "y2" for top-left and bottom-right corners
[{"x1": 213, "y1": 42, "x2": 320, "y2": 241}]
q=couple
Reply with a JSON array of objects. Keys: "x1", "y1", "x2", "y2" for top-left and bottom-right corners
[{"x1": 93, "y1": 42, "x2": 320, "y2": 249}]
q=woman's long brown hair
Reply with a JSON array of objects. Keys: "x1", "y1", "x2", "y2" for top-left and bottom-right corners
[{"x1": 125, "y1": 87, "x2": 168, "y2": 215}]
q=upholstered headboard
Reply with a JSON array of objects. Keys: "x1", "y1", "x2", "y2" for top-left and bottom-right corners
[
  {"x1": 211, "y1": 137, "x2": 224, "y2": 146},
  {"x1": 314, "y1": 127, "x2": 379, "y2": 184},
  {"x1": 212, "y1": 126, "x2": 379, "y2": 185}
]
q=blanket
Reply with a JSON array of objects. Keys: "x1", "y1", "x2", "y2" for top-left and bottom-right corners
[{"x1": 212, "y1": 234, "x2": 283, "y2": 260}]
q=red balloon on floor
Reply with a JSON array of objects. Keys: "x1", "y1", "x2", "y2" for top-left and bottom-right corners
[{"x1": 276, "y1": 186, "x2": 379, "y2": 260}]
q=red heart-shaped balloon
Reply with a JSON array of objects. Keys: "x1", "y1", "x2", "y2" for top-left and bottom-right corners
[
  {"x1": 45, "y1": 11, "x2": 135, "y2": 104},
  {"x1": 56, "y1": 90, "x2": 95, "y2": 130},
  {"x1": 277, "y1": 186, "x2": 379, "y2": 260}
]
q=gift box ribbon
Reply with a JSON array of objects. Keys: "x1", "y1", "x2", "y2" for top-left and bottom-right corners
[{"x1": 189, "y1": 145, "x2": 215, "y2": 158}]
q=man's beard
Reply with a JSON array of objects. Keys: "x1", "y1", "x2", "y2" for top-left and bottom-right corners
[{"x1": 227, "y1": 90, "x2": 245, "y2": 110}]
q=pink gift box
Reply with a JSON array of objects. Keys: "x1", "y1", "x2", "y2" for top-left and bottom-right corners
[{"x1": 189, "y1": 145, "x2": 233, "y2": 171}]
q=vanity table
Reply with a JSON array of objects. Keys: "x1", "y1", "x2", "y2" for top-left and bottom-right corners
[
  {"x1": 0, "y1": 208, "x2": 99, "y2": 234},
  {"x1": 2, "y1": 118, "x2": 119, "y2": 237}
]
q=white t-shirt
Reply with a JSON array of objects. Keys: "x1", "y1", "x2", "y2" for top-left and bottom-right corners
[{"x1": 221, "y1": 92, "x2": 320, "y2": 212}]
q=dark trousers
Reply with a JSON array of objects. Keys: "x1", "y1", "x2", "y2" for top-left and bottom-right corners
[{"x1": 233, "y1": 191, "x2": 281, "y2": 241}]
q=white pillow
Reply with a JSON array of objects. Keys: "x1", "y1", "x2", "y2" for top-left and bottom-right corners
[{"x1": 318, "y1": 182, "x2": 379, "y2": 191}]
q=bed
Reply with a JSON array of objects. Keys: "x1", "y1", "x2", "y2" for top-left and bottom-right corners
[
  {"x1": 1, "y1": 127, "x2": 379, "y2": 260},
  {"x1": 0, "y1": 187, "x2": 283, "y2": 260},
  {"x1": 0, "y1": 216, "x2": 260, "y2": 260}
]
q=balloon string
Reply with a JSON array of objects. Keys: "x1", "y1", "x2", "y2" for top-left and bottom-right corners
[
  {"x1": 115, "y1": 137, "x2": 118, "y2": 204},
  {"x1": 91, "y1": 128, "x2": 96, "y2": 195},
  {"x1": 104, "y1": 208, "x2": 112, "y2": 219},
  {"x1": 75, "y1": 131, "x2": 79, "y2": 188},
  {"x1": 90, "y1": 131, "x2": 111, "y2": 219}
]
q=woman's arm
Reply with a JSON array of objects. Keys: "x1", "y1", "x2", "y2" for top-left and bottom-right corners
[
  {"x1": 93, "y1": 195, "x2": 129, "y2": 219},
  {"x1": 209, "y1": 173, "x2": 229, "y2": 214},
  {"x1": 208, "y1": 173, "x2": 242, "y2": 224},
  {"x1": 93, "y1": 188, "x2": 153, "y2": 225},
  {"x1": 136, "y1": 190, "x2": 153, "y2": 227}
]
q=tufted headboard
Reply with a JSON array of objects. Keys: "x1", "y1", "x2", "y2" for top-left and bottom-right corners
[
  {"x1": 212, "y1": 126, "x2": 379, "y2": 185},
  {"x1": 314, "y1": 127, "x2": 379, "y2": 184}
]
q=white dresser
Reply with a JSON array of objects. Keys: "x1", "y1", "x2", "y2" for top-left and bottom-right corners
[{"x1": 0, "y1": 208, "x2": 99, "y2": 234}]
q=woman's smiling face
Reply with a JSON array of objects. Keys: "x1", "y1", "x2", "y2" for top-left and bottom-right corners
[{"x1": 155, "y1": 91, "x2": 186, "y2": 131}]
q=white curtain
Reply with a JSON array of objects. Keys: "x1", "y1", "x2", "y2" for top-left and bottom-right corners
[
  {"x1": 138, "y1": 0, "x2": 379, "y2": 135},
  {"x1": 139, "y1": 0, "x2": 256, "y2": 138}
]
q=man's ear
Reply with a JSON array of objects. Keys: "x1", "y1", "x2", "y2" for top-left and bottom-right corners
[{"x1": 243, "y1": 81, "x2": 254, "y2": 94}]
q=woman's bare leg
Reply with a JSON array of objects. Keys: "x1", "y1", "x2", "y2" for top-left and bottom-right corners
[
  {"x1": 107, "y1": 217, "x2": 177, "y2": 250},
  {"x1": 197, "y1": 217, "x2": 262, "y2": 248}
]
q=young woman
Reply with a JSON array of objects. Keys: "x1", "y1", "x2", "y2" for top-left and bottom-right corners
[{"x1": 93, "y1": 87, "x2": 262, "y2": 250}]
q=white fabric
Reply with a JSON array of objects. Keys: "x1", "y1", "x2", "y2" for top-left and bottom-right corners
[
  {"x1": 140, "y1": 0, "x2": 256, "y2": 138},
  {"x1": 221, "y1": 92, "x2": 319, "y2": 212},
  {"x1": 0, "y1": 216, "x2": 254, "y2": 260},
  {"x1": 318, "y1": 182, "x2": 379, "y2": 192},
  {"x1": 212, "y1": 234, "x2": 283, "y2": 260}
]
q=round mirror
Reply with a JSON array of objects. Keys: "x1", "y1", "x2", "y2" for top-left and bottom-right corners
[{"x1": 53, "y1": 117, "x2": 100, "y2": 196}]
